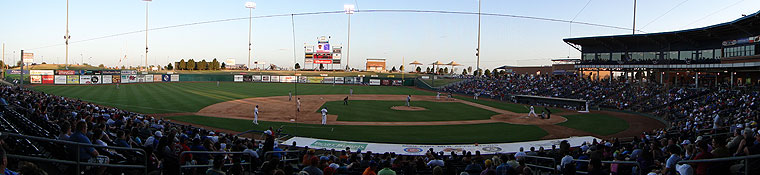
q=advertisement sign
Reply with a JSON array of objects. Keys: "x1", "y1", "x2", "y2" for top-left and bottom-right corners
[
  {"x1": 304, "y1": 45, "x2": 314, "y2": 53},
  {"x1": 145, "y1": 74, "x2": 154, "y2": 82},
  {"x1": 392, "y1": 80, "x2": 403, "y2": 86},
  {"x1": 112, "y1": 75, "x2": 121, "y2": 83},
  {"x1": 261, "y1": 75, "x2": 270, "y2": 82},
  {"x1": 298, "y1": 76, "x2": 309, "y2": 83},
  {"x1": 102, "y1": 70, "x2": 120, "y2": 75},
  {"x1": 121, "y1": 70, "x2": 137, "y2": 75},
  {"x1": 56, "y1": 70, "x2": 76, "y2": 75},
  {"x1": 314, "y1": 59, "x2": 333, "y2": 64},
  {"x1": 334, "y1": 77, "x2": 344, "y2": 84},
  {"x1": 22, "y1": 53, "x2": 34, "y2": 64},
  {"x1": 253, "y1": 75, "x2": 262, "y2": 82},
  {"x1": 30, "y1": 70, "x2": 54, "y2": 75},
  {"x1": 243, "y1": 75, "x2": 253, "y2": 82},
  {"x1": 162, "y1": 75, "x2": 171, "y2": 82},
  {"x1": 369, "y1": 79, "x2": 381, "y2": 86},
  {"x1": 153, "y1": 75, "x2": 162, "y2": 82},
  {"x1": 54, "y1": 75, "x2": 67, "y2": 84},
  {"x1": 6, "y1": 70, "x2": 25, "y2": 75},
  {"x1": 270, "y1": 75, "x2": 280, "y2": 82},
  {"x1": 234, "y1": 75, "x2": 244, "y2": 82},
  {"x1": 316, "y1": 43, "x2": 330, "y2": 52},
  {"x1": 322, "y1": 77, "x2": 334, "y2": 84},
  {"x1": 30, "y1": 75, "x2": 42, "y2": 84},
  {"x1": 281, "y1": 76, "x2": 297, "y2": 83},
  {"x1": 67, "y1": 75, "x2": 79, "y2": 84},
  {"x1": 102, "y1": 75, "x2": 113, "y2": 84},
  {"x1": 723, "y1": 35, "x2": 760, "y2": 46},
  {"x1": 90, "y1": 75, "x2": 101, "y2": 84},
  {"x1": 79, "y1": 75, "x2": 91, "y2": 84},
  {"x1": 136, "y1": 75, "x2": 145, "y2": 83},
  {"x1": 41, "y1": 75, "x2": 54, "y2": 84},
  {"x1": 381, "y1": 80, "x2": 392, "y2": 86},
  {"x1": 332, "y1": 53, "x2": 341, "y2": 60},
  {"x1": 307, "y1": 77, "x2": 324, "y2": 83},
  {"x1": 170, "y1": 75, "x2": 179, "y2": 82}
]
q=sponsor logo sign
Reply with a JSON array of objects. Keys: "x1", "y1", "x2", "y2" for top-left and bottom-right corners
[{"x1": 310, "y1": 140, "x2": 367, "y2": 150}]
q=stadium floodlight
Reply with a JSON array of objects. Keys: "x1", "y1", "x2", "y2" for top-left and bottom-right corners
[
  {"x1": 144, "y1": 0, "x2": 152, "y2": 71},
  {"x1": 344, "y1": 4, "x2": 355, "y2": 14},
  {"x1": 246, "y1": 2, "x2": 256, "y2": 71}
]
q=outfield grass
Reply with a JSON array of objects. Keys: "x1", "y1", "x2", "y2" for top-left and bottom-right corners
[
  {"x1": 556, "y1": 113, "x2": 629, "y2": 135},
  {"x1": 167, "y1": 115, "x2": 547, "y2": 144},
  {"x1": 321, "y1": 100, "x2": 498, "y2": 122},
  {"x1": 31, "y1": 82, "x2": 434, "y2": 114},
  {"x1": 453, "y1": 96, "x2": 565, "y2": 114}
]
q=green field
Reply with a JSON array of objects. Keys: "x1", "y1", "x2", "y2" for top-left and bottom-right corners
[
  {"x1": 557, "y1": 113, "x2": 629, "y2": 135},
  {"x1": 168, "y1": 115, "x2": 547, "y2": 144},
  {"x1": 31, "y1": 82, "x2": 434, "y2": 113},
  {"x1": 321, "y1": 100, "x2": 498, "y2": 122},
  {"x1": 454, "y1": 96, "x2": 565, "y2": 114}
]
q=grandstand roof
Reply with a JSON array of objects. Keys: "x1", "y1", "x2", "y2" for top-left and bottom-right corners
[{"x1": 564, "y1": 10, "x2": 760, "y2": 52}]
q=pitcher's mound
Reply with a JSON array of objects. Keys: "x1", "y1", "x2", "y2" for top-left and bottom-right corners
[{"x1": 391, "y1": 106, "x2": 427, "y2": 111}]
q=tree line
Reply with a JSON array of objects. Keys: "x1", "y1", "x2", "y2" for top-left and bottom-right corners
[{"x1": 171, "y1": 58, "x2": 222, "y2": 70}]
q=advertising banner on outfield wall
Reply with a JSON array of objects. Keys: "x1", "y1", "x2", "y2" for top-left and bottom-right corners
[
  {"x1": 286, "y1": 136, "x2": 599, "y2": 156},
  {"x1": 56, "y1": 70, "x2": 76, "y2": 75},
  {"x1": 392, "y1": 80, "x2": 403, "y2": 86},
  {"x1": 253, "y1": 75, "x2": 262, "y2": 82},
  {"x1": 145, "y1": 74, "x2": 154, "y2": 82},
  {"x1": 307, "y1": 77, "x2": 323, "y2": 83},
  {"x1": 102, "y1": 75, "x2": 113, "y2": 84},
  {"x1": 298, "y1": 76, "x2": 308, "y2": 83},
  {"x1": 281, "y1": 76, "x2": 297, "y2": 83},
  {"x1": 136, "y1": 75, "x2": 145, "y2": 83},
  {"x1": 369, "y1": 79, "x2": 381, "y2": 86},
  {"x1": 102, "y1": 70, "x2": 120, "y2": 75},
  {"x1": 41, "y1": 75, "x2": 54, "y2": 84},
  {"x1": 162, "y1": 75, "x2": 170, "y2": 82},
  {"x1": 30, "y1": 75, "x2": 42, "y2": 84},
  {"x1": 334, "y1": 77, "x2": 344, "y2": 84},
  {"x1": 30, "y1": 70, "x2": 55, "y2": 75},
  {"x1": 323, "y1": 77, "x2": 335, "y2": 84},
  {"x1": 79, "y1": 75, "x2": 91, "y2": 84},
  {"x1": 243, "y1": 75, "x2": 252, "y2": 82},
  {"x1": 171, "y1": 75, "x2": 179, "y2": 82},
  {"x1": 112, "y1": 75, "x2": 121, "y2": 83},
  {"x1": 270, "y1": 75, "x2": 280, "y2": 82},
  {"x1": 91, "y1": 75, "x2": 102, "y2": 84},
  {"x1": 234, "y1": 75, "x2": 244, "y2": 82},
  {"x1": 67, "y1": 75, "x2": 79, "y2": 84},
  {"x1": 153, "y1": 75, "x2": 162, "y2": 82},
  {"x1": 54, "y1": 75, "x2": 67, "y2": 84},
  {"x1": 261, "y1": 75, "x2": 270, "y2": 82},
  {"x1": 6, "y1": 70, "x2": 28, "y2": 75},
  {"x1": 381, "y1": 80, "x2": 392, "y2": 86},
  {"x1": 121, "y1": 70, "x2": 137, "y2": 75}
]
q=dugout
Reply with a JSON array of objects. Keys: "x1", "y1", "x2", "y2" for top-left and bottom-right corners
[{"x1": 513, "y1": 95, "x2": 588, "y2": 111}]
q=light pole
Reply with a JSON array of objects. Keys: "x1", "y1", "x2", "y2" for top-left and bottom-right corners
[
  {"x1": 245, "y1": 2, "x2": 256, "y2": 71},
  {"x1": 144, "y1": 0, "x2": 151, "y2": 71},
  {"x1": 475, "y1": 0, "x2": 481, "y2": 75},
  {"x1": 65, "y1": 0, "x2": 71, "y2": 69},
  {"x1": 344, "y1": 4, "x2": 354, "y2": 71}
]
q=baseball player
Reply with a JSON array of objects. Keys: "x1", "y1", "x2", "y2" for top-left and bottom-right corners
[
  {"x1": 528, "y1": 105, "x2": 538, "y2": 118},
  {"x1": 321, "y1": 107, "x2": 328, "y2": 125},
  {"x1": 288, "y1": 91, "x2": 292, "y2": 101},
  {"x1": 343, "y1": 96, "x2": 349, "y2": 105},
  {"x1": 349, "y1": 88, "x2": 353, "y2": 96},
  {"x1": 297, "y1": 98, "x2": 301, "y2": 112},
  {"x1": 436, "y1": 92, "x2": 441, "y2": 100},
  {"x1": 217, "y1": 81, "x2": 220, "y2": 87},
  {"x1": 253, "y1": 105, "x2": 259, "y2": 125},
  {"x1": 406, "y1": 95, "x2": 411, "y2": 107},
  {"x1": 474, "y1": 92, "x2": 479, "y2": 100}
]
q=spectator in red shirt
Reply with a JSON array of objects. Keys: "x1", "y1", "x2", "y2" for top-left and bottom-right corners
[{"x1": 691, "y1": 140, "x2": 713, "y2": 175}]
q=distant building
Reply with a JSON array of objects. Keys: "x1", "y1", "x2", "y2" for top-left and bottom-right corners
[
  {"x1": 366, "y1": 58, "x2": 386, "y2": 72},
  {"x1": 226, "y1": 64, "x2": 247, "y2": 70}
]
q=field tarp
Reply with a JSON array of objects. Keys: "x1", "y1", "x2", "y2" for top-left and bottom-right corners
[{"x1": 286, "y1": 136, "x2": 599, "y2": 156}]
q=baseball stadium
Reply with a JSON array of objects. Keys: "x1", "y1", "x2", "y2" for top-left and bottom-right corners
[{"x1": 1, "y1": 1, "x2": 759, "y2": 175}]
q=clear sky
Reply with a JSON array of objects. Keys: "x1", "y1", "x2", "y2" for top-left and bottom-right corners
[{"x1": 1, "y1": 0, "x2": 758, "y2": 71}]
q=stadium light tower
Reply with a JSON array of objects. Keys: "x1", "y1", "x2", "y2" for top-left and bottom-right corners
[
  {"x1": 246, "y1": 2, "x2": 256, "y2": 71},
  {"x1": 144, "y1": 0, "x2": 152, "y2": 71},
  {"x1": 344, "y1": 4, "x2": 354, "y2": 71},
  {"x1": 64, "y1": 0, "x2": 71, "y2": 69}
]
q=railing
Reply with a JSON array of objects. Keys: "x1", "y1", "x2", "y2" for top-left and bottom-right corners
[
  {"x1": 263, "y1": 150, "x2": 301, "y2": 162},
  {"x1": 573, "y1": 159, "x2": 641, "y2": 175},
  {"x1": 1, "y1": 132, "x2": 149, "y2": 175},
  {"x1": 178, "y1": 151, "x2": 254, "y2": 175},
  {"x1": 677, "y1": 154, "x2": 760, "y2": 175},
  {"x1": 523, "y1": 155, "x2": 557, "y2": 174}
]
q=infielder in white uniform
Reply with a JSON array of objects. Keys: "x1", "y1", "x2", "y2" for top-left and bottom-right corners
[
  {"x1": 288, "y1": 91, "x2": 292, "y2": 101},
  {"x1": 436, "y1": 92, "x2": 441, "y2": 100},
  {"x1": 528, "y1": 105, "x2": 538, "y2": 117},
  {"x1": 350, "y1": 88, "x2": 353, "y2": 96},
  {"x1": 253, "y1": 105, "x2": 259, "y2": 125},
  {"x1": 406, "y1": 95, "x2": 411, "y2": 107},
  {"x1": 474, "y1": 92, "x2": 479, "y2": 100},
  {"x1": 320, "y1": 107, "x2": 328, "y2": 125},
  {"x1": 296, "y1": 98, "x2": 301, "y2": 112}
]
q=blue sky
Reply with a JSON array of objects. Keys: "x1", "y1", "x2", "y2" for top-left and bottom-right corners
[{"x1": 1, "y1": 0, "x2": 758, "y2": 70}]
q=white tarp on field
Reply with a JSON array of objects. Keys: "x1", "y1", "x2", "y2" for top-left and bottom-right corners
[{"x1": 284, "y1": 136, "x2": 599, "y2": 156}]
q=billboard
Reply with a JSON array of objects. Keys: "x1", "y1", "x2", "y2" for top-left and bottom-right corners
[
  {"x1": 305, "y1": 45, "x2": 314, "y2": 53},
  {"x1": 90, "y1": 75, "x2": 101, "y2": 84},
  {"x1": 162, "y1": 74, "x2": 171, "y2": 82},
  {"x1": 30, "y1": 75, "x2": 42, "y2": 84},
  {"x1": 334, "y1": 77, "x2": 345, "y2": 84},
  {"x1": 56, "y1": 70, "x2": 76, "y2": 75},
  {"x1": 30, "y1": 70, "x2": 54, "y2": 75},
  {"x1": 23, "y1": 53, "x2": 34, "y2": 64},
  {"x1": 145, "y1": 74, "x2": 154, "y2": 82},
  {"x1": 112, "y1": 75, "x2": 121, "y2": 83},
  {"x1": 67, "y1": 75, "x2": 79, "y2": 84},
  {"x1": 121, "y1": 70, "x2": 137, "y2": 75},
  {"x1": 369, "y1": 79, "x2": 381, "y2": 86},
  {"x1": 234, "y1": 75, "x2": 243, "y2": 82},
  {"x1": 54, "y1": 75, "x2": 67, "y2": 84},
  {"x1": 381, "y1": 80, "x2": 392, "y2": 86},
  {"x1": 102, "y1": 75, "x2": 113, "y2": 84},
  {"x1": 270, "y1": 75, "x2": 279, "y2": 82},
  {"x1": 253, "y1": 75, "x2": 262, "y2": 82},
  {"x1": 79, "y1": 75, "x2": 91, "y2": 84},
  {"x1": 102, "y1": 70, "x2": 120, "y2": 75},
  {"x1": 281, "y1": 76, "x2": 297, "y2": 83},
  {"x1": 136, "y1": 75, "x2": 145, "y2": 83},
  {"x1": 307, "y1": 77, "x2": 324, "y2": 83},
  {"x1": 243, "y1": 75, "x2": 253, "y2": 82},
  {"x1": 170, "y1": 75, "x2": 179, "y2": 82},
  {"x1": 261, "y1": 75, "x2": 270, "y2": 82},
  {"x1": 41, "y1": 75, "x2": 54, "y2": 84},
  {"x1": 298, "y1": 76, "x2": 309, "y2": 83},
  {"x1": 322, "y1": 77, "x2": 334, "y2": 84},
  {"x1": 314, "y1": 59, "x2": 333, "y2": 64},
  {"x1": 316, "y1": 43, "x2": 330, "y2": 53},
  {"x1": 153, "y1": 75, "x2": 162, "y2": 82}
]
